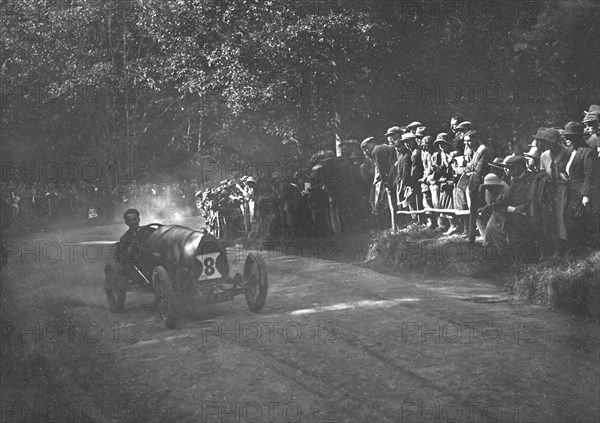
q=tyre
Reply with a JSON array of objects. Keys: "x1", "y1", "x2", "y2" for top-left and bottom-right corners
[
  {"x1": 104, "y1": 263, "x2": 126, "y2": 313},
  {"x1": 152, "y1": 266, "x2": 178, "y2": 329},
  {"x1": 244, "y1": 252, "x2": 268, "y2": 312}
]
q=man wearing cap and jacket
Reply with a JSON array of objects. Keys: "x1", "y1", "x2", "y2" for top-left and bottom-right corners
[
  {"x1": 453, "y1": 120, "x2": 472, "y2": 156},
  {"x1": 370, "y1": 127, "x2": 401, "y2": 229}
]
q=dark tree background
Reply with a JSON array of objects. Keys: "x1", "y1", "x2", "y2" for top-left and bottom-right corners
[{"x1": 1, "y1": 0, "x2": 598, "y2": 180}]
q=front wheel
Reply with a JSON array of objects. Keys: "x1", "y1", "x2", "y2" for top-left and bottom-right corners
[
  {"x1": 152, "y1": 266, "x2": 178, "y2": 329},
  {"x1": 244, "y1": 253, "x2": 268, "y2": 312},
  {"x1": 104, "y1": 263, "x2": 126, "y2": 313}
]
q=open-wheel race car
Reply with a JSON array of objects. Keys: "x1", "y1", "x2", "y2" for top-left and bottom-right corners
[{"x1": 104, "y1": 224, "x2": 268, "y2": 328}]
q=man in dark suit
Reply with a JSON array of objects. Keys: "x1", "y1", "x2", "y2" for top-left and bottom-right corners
[
  {"x1": 371, "y1": 128, "x2": 400, "y2": 229},
  {"x1": 564, "y1": 121, "x2": 600, "y2": 252},
  {"x1": 393, "y1": 136, "x2": 413, "y2": 228},
  {"x1": 464, "y1": 130, "x2": 492, "y2": 242}
]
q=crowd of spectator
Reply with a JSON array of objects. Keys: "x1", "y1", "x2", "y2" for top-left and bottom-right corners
[{"x1": 197, "y1": 105, "x2": 599, "y2": 264}]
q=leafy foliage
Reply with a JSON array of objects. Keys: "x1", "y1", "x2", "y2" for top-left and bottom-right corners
[{"x1": 1, "y1": 0, "x2": 598, "y2": 176}]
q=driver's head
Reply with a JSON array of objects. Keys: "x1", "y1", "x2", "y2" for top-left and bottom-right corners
[{"x1": 124, "y1": 208, "x2": 140, "y2": 230}]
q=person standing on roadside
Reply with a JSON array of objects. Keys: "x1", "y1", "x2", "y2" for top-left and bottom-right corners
[
  {"x1": 464, "y1": 130, "x2": 492, "y2": 242},
  {"x1": 563, "y1": 121, "x2": 600, "y2": 252}
]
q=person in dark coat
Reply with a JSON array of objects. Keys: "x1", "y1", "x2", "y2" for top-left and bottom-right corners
[
  {"x1": 563, "y1": 121, "x2": 600, "y2": 252},
  {"x1": 402, "y1": 132, "x2": 424, "y2": 224},
  {"x1": 537, "y1": 127, "x2": 570, "y2": 257},
  {"x1": 464, "y1": 130, "x2": 492, "y2": 242},
  {"x1": 393, "y1": 137, "x2": 413, "y2": 228},
  {"x1": 372, "y1": 129, "x2": 400, "y2": 229}
]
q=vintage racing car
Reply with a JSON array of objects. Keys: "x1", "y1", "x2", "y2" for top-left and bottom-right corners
[{"x1": 104, "y1": 224, "x2": 268, "y2": 328}]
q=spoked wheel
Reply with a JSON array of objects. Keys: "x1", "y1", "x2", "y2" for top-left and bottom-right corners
[
  {"x1": 152, "y1": 266, "x2": 178, "y2": 329},
  {"x1": 243, "y1": 253, "x2": 268, "y2": 312},
  {"x1": 104, "y1": 263, "x2": 126, "y2": 313},
  {"x1": 210, "y1": 212, "x2": 221, "y2": 239},
  {"x1": 218, "y1": 213, "x2": 228, "y2": 240}
]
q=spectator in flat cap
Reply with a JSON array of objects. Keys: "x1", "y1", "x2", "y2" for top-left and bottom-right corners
[
  {"x1": 453, "y1": 121, "x2": 473, "y2": 154},
  {"x1": 407, "y1": 121, "x2": 422, "y2": 133},
  {"x1": 563, "y1": 121, "x2": 600, "y2": 253},
  {"x1": 361, "y1": 136, "x2": 378, "y2": 158},
  {"x1": 385, "y1": 126, "x2": 403, "y2": 146},
  {"x1": 415, "y1": 126, "x2": 429, "y2": 146}
]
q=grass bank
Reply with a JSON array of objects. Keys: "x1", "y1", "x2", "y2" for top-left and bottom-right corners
[
  {"x1": 508, "y1": 252, "x2": 600, "y2": 320},
  {"x1": 366, "y1": 226, "x2": 600, "y2": 319}
]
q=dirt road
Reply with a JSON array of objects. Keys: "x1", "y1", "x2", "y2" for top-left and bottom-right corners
[{"x1": 1, "y1": 218, "x2": 599, "y2": 422}]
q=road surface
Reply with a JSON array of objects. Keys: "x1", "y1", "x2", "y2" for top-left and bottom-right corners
[{"x1": 1, "y1": 218, "x2": 599, "y2": 422}]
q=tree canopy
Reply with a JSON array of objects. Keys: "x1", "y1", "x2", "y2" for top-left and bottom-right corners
[{"x1": 2, "y1": 0, "x2": 598, "y2": 178}]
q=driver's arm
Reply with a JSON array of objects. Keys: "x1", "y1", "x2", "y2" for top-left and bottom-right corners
[{"x1": 118, "y1": 232, "x2": 138, "y2": 264}]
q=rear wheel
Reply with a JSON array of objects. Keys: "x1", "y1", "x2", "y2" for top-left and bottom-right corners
[
  {"x1": 152, "y1": 266, "x2": 178, "y2": 329},
  {"x1": 244, "y1": 253, "x2": 268, "y2": 312},
  {"x1": 104, "y1": 263, "x2": 126, "y2": 313}
]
